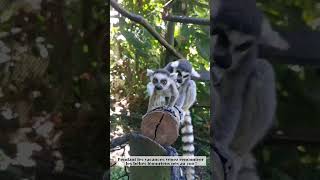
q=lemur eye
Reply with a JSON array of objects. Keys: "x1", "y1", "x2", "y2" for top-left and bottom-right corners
[
  {"x1": 152, "y1": 78, "x2": 158, "y2": 84},
  {"x1": 234, "y1": 41, "x2": 253, "y2": 52},
  {"x1": 160, "y1": 79, "x2": 167, "y2": 85},
  {"x1": 183, "y1": 74, "x2": 189, "y2": 78},
  {"x1": 177, "y1": 71, "x2": 182, "y2": 76}
]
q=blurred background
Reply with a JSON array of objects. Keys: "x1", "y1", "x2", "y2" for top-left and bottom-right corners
[
  {"x1": 110, "y1": 0, "x2": 320, "y2": 180},
  {"x1": 0, "y1": 0, "x2": 107, "y2": 179}
]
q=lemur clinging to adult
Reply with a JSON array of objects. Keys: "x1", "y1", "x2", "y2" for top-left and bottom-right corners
[{"x1": 165, "y1": 59, "x2": 200, "y2": 180}]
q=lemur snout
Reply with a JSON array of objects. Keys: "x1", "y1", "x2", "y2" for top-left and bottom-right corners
[{"x1": 155, "y1": 85, "x2": 163, "y2": 90}]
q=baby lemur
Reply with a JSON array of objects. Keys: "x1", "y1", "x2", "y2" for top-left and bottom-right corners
[{"x1": 146, "y1": 69, "x2": 179, "y2": 112}]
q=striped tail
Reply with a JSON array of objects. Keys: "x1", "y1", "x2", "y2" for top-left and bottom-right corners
[{"x1": 181, "y1": 110, "x2": 195, "y2": 180}]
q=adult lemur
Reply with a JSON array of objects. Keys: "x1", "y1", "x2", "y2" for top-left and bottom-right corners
[
  {"x1": 165, "y1": 59, "x2": 200, "y2": 180},
  {"x1": 210, "y1": 0, "x2": 289, "y2": 180}
]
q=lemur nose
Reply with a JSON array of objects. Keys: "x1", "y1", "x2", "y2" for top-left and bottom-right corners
[
  {"x1": 177, "y1": 79, "x2": 182, "y2": 83},
  {"x1": 213, "y1": 54, "x2": 232, "y2": 69},
  {"x1": 155, "y1": 86, "x2": 162, "y2": 90}
]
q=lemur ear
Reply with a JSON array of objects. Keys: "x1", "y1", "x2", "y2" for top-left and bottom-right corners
[
  {"x1": 170, "y1": 61, "x2": 179, "y2": 68},
  {"x1": 147, "y1": 69, "x2": 154, "y2": 76},
  {"x1": 260, "y1": 17, "x2": 290, "y2": 50},
  {"x1": 191, "y1": 68, "x2": 200, "y2": 78},
  {"x1": 170, "y1": 73, "x2": 178, "y2": 79}
]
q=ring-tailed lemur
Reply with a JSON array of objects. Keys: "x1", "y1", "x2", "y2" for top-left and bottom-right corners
[
  {"x1": 165, "y1": 59, "x2": 200, "y2": 180},
  {"x1": 210, "y1": 0, "x2": 289, "y2": 179},
  {"x1": 146, "y1": 69, "x2": 179, "y2": 112}
]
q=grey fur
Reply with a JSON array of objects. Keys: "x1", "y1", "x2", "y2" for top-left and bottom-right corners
[
  {"x1": 165, "y1": 59, "x2": 193, "y2": 73},
  {"x1": 153, "y1": 69, "x2": 171, "y2": 76}
]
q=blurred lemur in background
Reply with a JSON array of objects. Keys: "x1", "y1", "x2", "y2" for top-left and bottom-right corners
[{"x1": 210, "y1": 0, "x2": 289, "y2": 180}]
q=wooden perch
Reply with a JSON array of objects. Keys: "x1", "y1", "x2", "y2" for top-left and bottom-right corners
[
  {"x1": 128, "y1": 133, "x2": 171, "y2": 180},
  {"x1": 129, "y1": 132, "x2": 167, "y2": 155},
  {"x1": 111, "y1": 107, "x2": 182, "y2": 148},
  {"x1": 141, "y1": 106, "x2": 182, "y2": 146}
]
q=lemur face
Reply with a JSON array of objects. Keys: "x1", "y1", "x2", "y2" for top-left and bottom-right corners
[
  {"x1": 147, "y1": 69, "x2": 177, "y2": 91},
  {"x1": 176, "y1": 69, "x2": 190, "y2": 85},
  {"x1": 211, "y1": 25, "x2": 257, "y2": 70},
  {"x1": 166, "y1": 60, "x2": 200, "y2": 86},
  {"x1": 152, "y1": 73, "x2": 170, "y2": 90}
]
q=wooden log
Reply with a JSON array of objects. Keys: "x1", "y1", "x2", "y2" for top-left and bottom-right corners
[
  {"x1": 141, "y1": 106, "x2": 183, "y2": 146},
  {"x1": 128, "y1": 133, "x2": 171, "y2": 180}
]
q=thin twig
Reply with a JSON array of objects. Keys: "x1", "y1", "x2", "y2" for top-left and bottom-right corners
[
  {"x1": 164, "y1": 0, "x2": 176, "y2": 10},
  {"x1": 111, "y1": 144, "x2": 128, "y2": 152},
  {"x1": 111, "y1": 163, "x2": 117, "y2": 168},
  {"x1": 110, "y1": 0, "x2": 184, "y2": 59}
]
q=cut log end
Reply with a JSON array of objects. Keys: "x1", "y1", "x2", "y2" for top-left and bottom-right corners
[{"x1": 141, "y1": 107, "x2": 181, "y2": 146}]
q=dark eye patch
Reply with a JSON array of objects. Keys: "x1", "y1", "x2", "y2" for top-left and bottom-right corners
[
  {"x1": 177, "y1": 71, "x2": 182, "y2": 76},
  {"x1": 211, "y1": 26, "x2": 230, "y2": 48},
  {"x1": 160, "y1": 79, "x2": 167, "y2": 85},
  {"x1": 234, "y1": 41, "x2": 253, "y2": 52},
  {"x1": 152, "y1": 78, "x2": 158, "y2": 84},
  {"x1": 183, "y1": 74, "x2": 189, "y2": 78},
  {"x1": 217, "y1": 34, "x2": 229, "y2": 48}
]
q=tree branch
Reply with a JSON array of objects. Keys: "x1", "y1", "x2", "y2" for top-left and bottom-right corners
[
  {"x1": 110, "y1": 133, "x2": 131, "y2": 149},
  {"x1": 162, "y1": 14, "x2": 210, "y2": 26},
  {"x1": 110, "y1": 0, "x2": 184, "y2": 59},
  {"x1": 263, "y1": 128, "x2": 320, "y2": 146}
]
